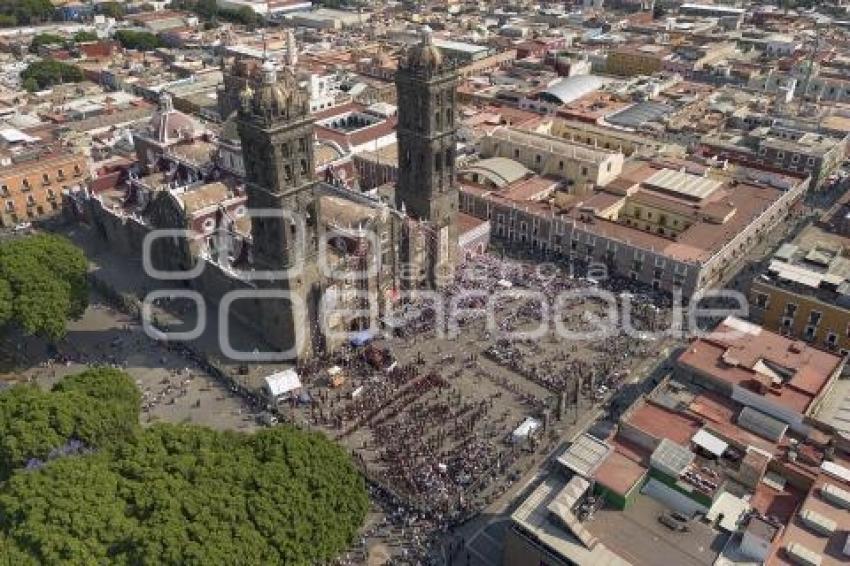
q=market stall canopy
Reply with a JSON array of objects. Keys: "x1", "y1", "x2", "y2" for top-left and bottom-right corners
[{"x1": 263, "y1": 369, "x2": 301, "y2": 398}]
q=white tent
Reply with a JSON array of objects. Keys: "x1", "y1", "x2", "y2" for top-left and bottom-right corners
[
  {"x1": 263, "y1": 369, "x2": 302, "y2": 399},
  {"x1": 512, "y1": 417, "x2": 541, "y2": 443}
]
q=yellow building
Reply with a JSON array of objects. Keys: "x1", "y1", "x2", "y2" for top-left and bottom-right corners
[
  {"x1": 606, "y1": 46, "x2": 668, "y2": 77},
  {"x1": 749, "y1": 224, "x2": 850, "y2": 355},
  {"x1": 542, "y1": 118, "x2": 667, "y2": 157},
  {"x1": 0, "y1": 150, "x2": 89, "y2": 227}
]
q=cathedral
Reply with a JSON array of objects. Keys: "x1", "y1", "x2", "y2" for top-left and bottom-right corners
[{"x1": 79, "y1": 29, "x2": 461, "y2": 361}]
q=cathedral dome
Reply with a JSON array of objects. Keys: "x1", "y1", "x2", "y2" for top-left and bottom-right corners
[
  {"x1": 242, "y1": 61, "x2": 306, "y2": 119},
  {"x1": 406, "y1": 26, "x2": 443, "y2": 70}
]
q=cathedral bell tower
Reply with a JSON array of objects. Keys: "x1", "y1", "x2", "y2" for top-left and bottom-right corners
[
  {"x1": 395, "y1": 27, "x2": 459, "y2": 287},
  {"x1": 235, "y1": 59, "x2": 315, "y2": 271},
  {"x1": 229, "y1": 57, "x2": 318, "y2": 360}
]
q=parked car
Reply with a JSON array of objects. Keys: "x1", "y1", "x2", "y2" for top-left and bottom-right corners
[{"x1": 658, "y1": 512, "x2": 690, "y2": 532}]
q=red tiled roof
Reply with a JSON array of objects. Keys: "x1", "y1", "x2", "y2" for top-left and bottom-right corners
[
  {"x1": 678, "y1": 318, "x2": 843, "y2": 414},
  {"x1": 594, "y1": 449, "x2": 647, "y2": 497},
  {"x1": 627, "y1": 401, "x2": 702, "y2": 445}
]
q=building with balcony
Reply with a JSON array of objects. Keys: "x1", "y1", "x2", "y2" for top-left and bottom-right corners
[{"x1": 0, "y1": 145, "x2": 88, "y2": 228}]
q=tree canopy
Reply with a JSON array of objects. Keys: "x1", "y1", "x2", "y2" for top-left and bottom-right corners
[
  {"x1": 0, "y1": 234, "x2": 88, "y2": 340},
  {"x1": 0, "y1": 0, "x2": 54, "y2": 27},
  {"x1": 72, "y1": 30, "x2": 98, "y2": 43},
  {"x1": 28, "y1": 33, "x2": 65, "y2": 54},
  {"x1": 0, "y1": 369, "x2": 369, "y2": 565},
  {"x1": 170, "y1": 0, "x2": 259, "y2": 26},
  {"x1": 20, "y1": 60, "x2": 84, "y2": 91},
  {"x1": 113, "y1": 29, "x2": 161, "y2": 51},
  {"x1": 97, "y1": 2, "x2": 125, "y2": 19}
]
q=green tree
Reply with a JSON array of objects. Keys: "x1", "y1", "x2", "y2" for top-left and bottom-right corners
[
  {"x1": 22, "y1": 77, "x2": 38, "y2": 92},
  {"x1": 72, "y1": 30, "x2": 98, "y2": 43},
  {"x1": 98, "y1": 2, "x2": 125, "y2": 19},
  {"x1": 196, "y1": 0, "x2": 218, "y2": 20},
  {"x1": 0, "y1": 234, "x2": 89, "y2": 341},
  {"x1": 0, "y1": 368, "x2": 139, "y2": 479},
  {"x1": 0, "y1": 0, "x2": 54, "y2": 26},
  {"x1": 28, "y1": 33, "x2": 65, "y2": 54},
  {"x1": 113, "y1": 29, "x2": 161, "y2": 51},
  {"x1": 20, "y1": 61, "x2": 84, "y2": 90},
  {"x1": 0, "y1": 369, "x2": 369, "y2": 564}
]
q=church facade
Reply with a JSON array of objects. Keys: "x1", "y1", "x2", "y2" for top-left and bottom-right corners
[{"x1": 73, "y1": 31, "x2": 461, "y2": 361}]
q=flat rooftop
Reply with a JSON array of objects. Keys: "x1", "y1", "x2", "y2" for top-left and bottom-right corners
[
  {"x1": 564, "y1": 159, "x2": 791, "y2": 263},
  {"x1": 643, "y1": 168, "x2": 723, "y2": 202},
  {"x1": 677, "y1": 317, "x2": 844, "y2": 415},
  {"x1": 557, "y1": 433, "x2": 611, "y2": 478},
  {"x1": 772, "y1": 477, "x2": 850, "y2": 566},
  {"x1": 594, "y1": 449, "x2": 647, "y2": 497},
  {"x1": 511, "y1": 475, "x2": 630, "y2": 566}
]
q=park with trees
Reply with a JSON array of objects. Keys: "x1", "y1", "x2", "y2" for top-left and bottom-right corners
[
  {"x1": 0, "y1": 366, "x2": 369, "y2": 564},
  {"x1": 0, "y1": 234, "x2": 368, "y2": 564}
]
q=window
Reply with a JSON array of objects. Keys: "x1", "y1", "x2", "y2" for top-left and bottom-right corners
[
  {"x1": 46, "y1": 189, "x2": 56, "y2": 200},
  {"x1": 753, "y1": 292, "x2": 768, "y2": 309},
  {"x1": 42, "y1": 173, "x2": 50, "y2": 185},
  {"x1": 808, "y1": 311, "x2": 822, "y2": 326},
  {"x1": 784, "y1": 303, "x2": 797, "y2": 317},
  {"x1": 73, "y1": 165, "x2": 81, "y2": 176},
  {"x1": 581, "y1": 166, "x2": 588, "y2": 177},
  {"x1": 826, "y1": 332, "x2": 838, "y2": 350},
  {"x1": 26, "y1": 195, "x2": 35, "y2": 206},
  {"x1": 558, "y1": 160, "x2": 564, "y2": 171},
  {"x1": 0, "y1": 185, "x2": 7, "y2": 197},
  {"x1": 21, "y1": 179, "x2": 30, "y2": 191},
  {"x1": 777, "y1": 151, "x2": 785, "y2": 160},
  {"x1": 57, "y1": 169, "x2": 64, "y2": 179},
  {"x1": 4, "y1": 200, "x2": 13, "y2": 212}
]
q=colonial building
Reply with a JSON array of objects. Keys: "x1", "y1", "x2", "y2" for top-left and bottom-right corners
[
  {"x1": 75, "y1": 29, "x2": 461, "y2": 360},
  {"x1": 1, "y1": 141, "x2": 89, "y2": 228}
]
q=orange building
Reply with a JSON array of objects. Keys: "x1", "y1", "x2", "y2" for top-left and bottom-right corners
[{"x1": 0, "y1": 151, "x2": 89, "y2": 227}]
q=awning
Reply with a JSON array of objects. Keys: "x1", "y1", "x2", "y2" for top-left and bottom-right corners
[
  {"x1": 692, "y1": 429, "x2": 728, "y2": 457},
  {"x1": 263, "y1": 369, "x2": 301, "y2": 397}
]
